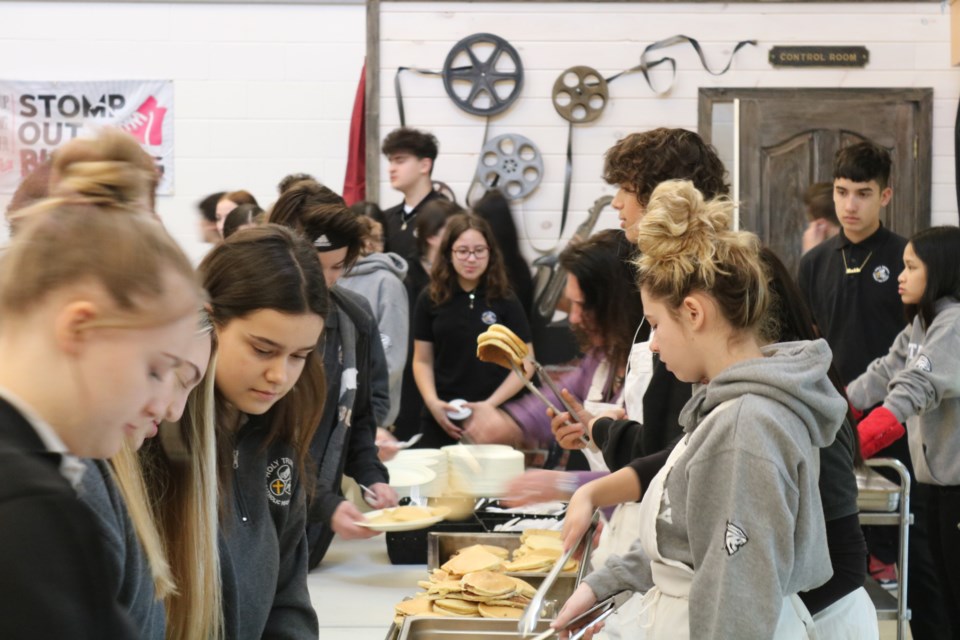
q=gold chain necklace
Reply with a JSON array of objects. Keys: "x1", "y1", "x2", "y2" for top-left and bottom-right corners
[{"x1": 842, "y1": 248, "x2": 874, "y2": 275}]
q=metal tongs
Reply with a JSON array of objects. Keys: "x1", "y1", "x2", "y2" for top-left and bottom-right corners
[
  {"x1": 528, "y1": 590, "x2": 633, "y2": 640},
  {"x1": 517, "y1": 509, "x2": 601, "y2": 637},
  {"x1": 506, "y1": 358, "x2": 591, "y2": 445}
]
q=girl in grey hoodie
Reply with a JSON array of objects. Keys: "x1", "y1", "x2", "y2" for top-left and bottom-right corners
[
  {"x1": 555, "y1": 180, "x2": 845, "y2": 640},
  {"x1": 848, "y1": 225, "x2": 960, "y2": 635},
  {"x1": 339, "y1": 216, "x2": 410, "y2": 426}
]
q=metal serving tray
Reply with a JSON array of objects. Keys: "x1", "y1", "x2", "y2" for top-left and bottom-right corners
[
  {"x1": 397, "y1": 616, "x2": 552, "y2": 639},
  {"x1": 856, "y1": 468, "x2": 900, "y2": 512},
  {"x1": 427, "y1": 532, "x2": 577, "y2": 604}
]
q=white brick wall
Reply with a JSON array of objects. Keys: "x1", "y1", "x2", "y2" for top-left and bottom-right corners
[
  {"x1": 0, "y1": 2, "x2": 953, "y2": 256},
  {"x1": 379, "y1": 2, "x2": 958, "y2": 262},
  {"x1": 0, "y1": 1, "x2": 366, "y2": 249}
]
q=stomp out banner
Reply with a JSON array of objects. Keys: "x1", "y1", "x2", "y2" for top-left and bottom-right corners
[{"x1": 0, "y1": 80, "x2": 174, "y2": 194}]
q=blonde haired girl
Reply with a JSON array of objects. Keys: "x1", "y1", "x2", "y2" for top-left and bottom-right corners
[
  {"x1": 86, "y1": 312, "x2": 223, "y2": 640},
  {"x1": 6, "y1": 130, "x2": 221, "y2": 639},
  {"x1": 0, "y1": 182, "x2": 202, "y2": 636},
  {"x1": 557, "y1": 180, "x2": 846, "y2": 639}
]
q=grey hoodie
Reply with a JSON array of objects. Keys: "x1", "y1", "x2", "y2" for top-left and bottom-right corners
[
  {"x1": 585, "y1": 339, "x2": 845, "y2": 640},
  {"x1": 220, "y1": 413, "x2": 318, "y2": 639},
  {"x1": 340, "y1": 252, "x2": 409, "y2": 426},
  {"x1": 848, "y1": 297, "x2": 960, "y2": 485}
]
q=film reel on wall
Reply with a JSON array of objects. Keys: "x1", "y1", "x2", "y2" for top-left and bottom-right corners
[
  {"x1": 552, "y1": 66, "x2": 608, "y2": 124},
  {"x1": 442, "y1": 33, "x2": 524, "y2": 117},
  {"x1": 474, "y1": 134, "x2": 543, "y2": 201},
  {"x1": 395, "y1": 32, "x2": 539, "y2": 204}
]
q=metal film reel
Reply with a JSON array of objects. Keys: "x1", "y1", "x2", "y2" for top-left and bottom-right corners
[
  {"x1": 474, "y1": 134, "x2": 543, "y2": 200},
  {"x1": 432, "y1": 180, "x2": 457, "y2": 203},
  {"x1": 552, "y1": 66, "x2": 608, "y2": 123},
  {"x1": 442, "y1": 33, "x2": 524, "y2": 117}
]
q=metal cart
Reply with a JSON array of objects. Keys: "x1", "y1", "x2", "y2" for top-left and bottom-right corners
[{"x1": 857, "y1": 457, "x2": 912, "y2": 640}]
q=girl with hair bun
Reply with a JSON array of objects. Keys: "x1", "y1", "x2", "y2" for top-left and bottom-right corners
[
  {"x1": 6, "y1": 128, "x2": 223, "y2": 640},
  {"x1": 557, "y1": 180, "x2": 846, "y2": 639},
  {"x1": 0, "y1": 182, "x2": 203, "y2": 636}
]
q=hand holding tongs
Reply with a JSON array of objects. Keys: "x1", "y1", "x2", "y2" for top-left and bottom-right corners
[
  {"x1": 506, "y1": 358, "x2": 591, "y2": 445},
  {"x1": 527, "y1": 590, "x2": 633, "y2": 640},
  {"x1": 517, "y1": 509, "x2": 601, "y2": 637}
]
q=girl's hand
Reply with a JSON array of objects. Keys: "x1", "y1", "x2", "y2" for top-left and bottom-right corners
[
  {"x1": 552, "y1": 414, "x2": 588, "y2": 450},
  {"x1": 365, "y1": 482, "x2": 398, "y2": 510},
  {"x1": 375, "y1": 428, "x2": 400, "y2": 462},
  {"x1": 461, "y1": 401, "x2": 522, "y2": 445},
  {"x1": 502, "y1": 470, "x2": 574, "y2": 507},
  {"x1": 426, "y1": 398, "x2": 461, "y2": 439},
  {"x1": 331, "y1": 501, "x2": 379, "y2": 540},
  {"x1": 552, "y1": 583, "x2": 600, "y2": 639},
  {"x1": 562, "y1": 484, "x2": 596, "y2": 552}
]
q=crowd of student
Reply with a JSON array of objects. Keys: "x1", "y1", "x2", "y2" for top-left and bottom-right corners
[{"x1": 0, "y1": 121, "x2": 958, "y2": 640}]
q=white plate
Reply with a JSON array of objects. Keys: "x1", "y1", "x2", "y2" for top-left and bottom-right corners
[
  {"x1": 384, "y1": 463, "x2": 437, "y2": 489},
  {"x1": 356, "y1": 506, "x2": 451, "y2": 532}
]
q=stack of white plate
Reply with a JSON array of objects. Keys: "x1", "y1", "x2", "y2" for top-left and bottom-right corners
[
  {"x1": 382, "y1": 461, "x2": 436, "y2": 500},
  {"x1": 393, "y1": 448, "x2": 448, "y2": 498},
  {"x1": 442, "y1": 444, "x2": 525, "y2": 497}
]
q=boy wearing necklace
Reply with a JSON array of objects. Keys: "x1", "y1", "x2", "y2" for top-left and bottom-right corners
[
  {"x1": 381, "y1": 127, "x2": 445, "y2": 262},
  {"x1": 798, "y1": 142, "x2": 905, "y2": 384},
  {"x1": 799, "y1": 142, "x2": 950, "y2": 639}
]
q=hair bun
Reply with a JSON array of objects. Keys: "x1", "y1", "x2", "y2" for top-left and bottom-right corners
[
  {"x1": 50, "y1": 128, "x2": 156, "y2": 211},
  {"x1": 52, "y1": 159, "x2": 151, "y2": 208}
]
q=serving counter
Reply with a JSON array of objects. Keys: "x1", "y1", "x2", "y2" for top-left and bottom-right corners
[{"x1": 307, "y1": 535, "x2": 420, "y2": 639}]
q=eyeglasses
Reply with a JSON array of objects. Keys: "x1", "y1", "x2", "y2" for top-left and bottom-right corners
[{"x1": 452, "y1": 246, "x2": 489, "y2": 260}]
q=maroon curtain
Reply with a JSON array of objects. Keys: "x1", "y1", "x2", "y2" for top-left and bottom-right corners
[{"x1": 342, "y1": 61, "x2": 366, "y2": 206}]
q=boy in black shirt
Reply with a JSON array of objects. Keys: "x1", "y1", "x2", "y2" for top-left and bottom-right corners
[
  {"x1": 798, "y1": 142, "x2": 949, "y2": 638},
  {"x1": 380, "y1": 127, "x2": 444, "y2": 260}
]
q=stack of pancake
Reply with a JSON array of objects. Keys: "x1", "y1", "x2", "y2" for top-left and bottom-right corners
[
  {"x1": 392, "y1": 537, "x2": 578, "y2": 627},
  {"x1": 503, "y1": 529, "x2": 578, "y2": 573},
  {"x1": 476, "y1": 324, "x2": 529, "y2": 369},
  {"x1": 393, "y1": 545, "x2": 537, "y2": 624}
]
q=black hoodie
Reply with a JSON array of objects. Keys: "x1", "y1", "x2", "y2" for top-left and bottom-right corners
[{"x1": 0, "y1": 398, "x2": 136, "y2": 638}]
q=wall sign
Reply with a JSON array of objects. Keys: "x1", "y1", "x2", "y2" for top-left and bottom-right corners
[
  {"x1": 0, "y1": 80, "x2": 174, "y2": 194},
  {"x1": 769, "y1": 46, "x2": 869, "y2": 68}
]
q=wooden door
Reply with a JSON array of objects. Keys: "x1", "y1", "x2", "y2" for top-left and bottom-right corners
[{"x1": 699, "y1": 88, "x2": 932, "y2": 275}]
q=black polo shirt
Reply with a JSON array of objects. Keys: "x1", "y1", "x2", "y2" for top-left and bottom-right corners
[
  {"x1": 382, "y1": 189, "x2": 444, "y2": 261},
  {"x1": 798, "y1": 224, "x2": 907, "y2": 384},
  {"x1": 413, "y1": 284, "x2": 531, "y2": 403}
]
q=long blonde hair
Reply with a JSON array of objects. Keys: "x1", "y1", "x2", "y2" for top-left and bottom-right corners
[
  {"x1": 635, "y1": 179, "x2": 769, "y2": 332},
  {"x1": 112, "y1": 318, "x2": 224, "y2": 640},
  {"x1": 4, "y1": 129, "x2": 218, "y2": 639}
]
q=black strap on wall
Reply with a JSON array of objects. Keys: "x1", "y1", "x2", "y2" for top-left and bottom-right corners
[
  {"x1": 552, "y1": 35, "x2": 756, "y2": 239},
  {"x1": 394, "y1": 66, "x2": 443, "y2": 127},
  {"x1": 395, "y1": 34, "x2": 757, "y2": 239}
]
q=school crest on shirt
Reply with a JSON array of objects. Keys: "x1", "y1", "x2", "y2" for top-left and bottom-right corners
[
  {"x1": 724, "y1": 521, "x2": 748, "y2": 556},
  {"x1": 873, "y1": 266, "x2": 891, "y2": 283},
  {"x1": 915, "y1": 355, "x2": 933, "y2": 373},
  {"x1": 481, "y1": 311, "x2": 498, "y2": 325},
  {"x1": 266, "y1": 457, "x2": 294, "y2": 506}
]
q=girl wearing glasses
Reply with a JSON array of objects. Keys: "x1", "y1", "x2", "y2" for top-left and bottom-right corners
[{"x1": 412, "y1": 213, "x2": 533, "y2": 448}]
